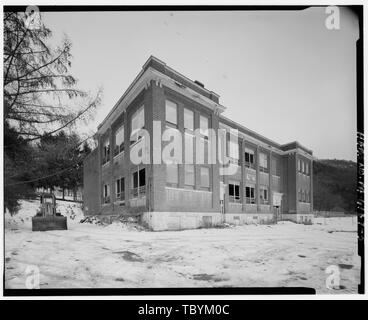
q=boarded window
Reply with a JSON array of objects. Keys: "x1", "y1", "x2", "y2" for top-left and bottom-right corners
[
  {"x1": 184, "y1": 132, "x2": 194, "y2": 164},
  {"x1": 131, "y1": 106, "x2": 145, "y2": 144},
  {"x1": 200, "y1": 115, "x2": 209, "y2": 136},
  {"x1": 184, "y1": 108, "x2": 194, "y2": 131},
  {"x1": 166, "y1": 100, "x2": 177, "y2": 126},
  {"x1": 259, "y1": 153, "x2": 268, "y2": 172},
  {"x1": 184, "y1": 164, "x2": 195, "y2": 186},
  {"x1": 166, "y1": 164, "x2": 178, "y2": 184},
  {"x1": 114, "y1": 125, "x2": 124, "y2": 156},
  {"x1": 200, "y1": 167, "x2": 210, "y2": 188}
]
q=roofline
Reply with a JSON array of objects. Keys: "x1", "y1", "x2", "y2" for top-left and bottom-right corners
[
  {"x1": 145, "y1": 55, "x2": 221, "y2": 98},
  {"x1": 219, "y1": 114, "x2": 282, "y2": 149},
  {"x1": 98, "y1": 55, "x2": 221, "y2": 131}
]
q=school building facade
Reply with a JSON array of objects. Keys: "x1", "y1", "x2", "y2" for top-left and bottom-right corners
[{"x1": 83, "y1": 56, "x2": 314, "y2": 230}]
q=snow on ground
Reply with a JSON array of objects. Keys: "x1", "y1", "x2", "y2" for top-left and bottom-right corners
[{"x1": 5, "y1": 200, "x2": 360, "y2": 293}]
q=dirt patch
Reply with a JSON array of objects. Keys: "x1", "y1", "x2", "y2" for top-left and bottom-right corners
[
  {"x1": 192, "y1": 273, "x2": 226, "y2": 282},
  {"x1": 338, "y1": 263, "x2": 354, "y2": 270},
  {"x1": 115, "y1": 278, "x2": 125, "y2": 282},
  {"x1": 115, "y1": 250, "x2": 143, "y2": 262},
  {"x1": 298, "y1": 255, "x2": 306, "y2": 258},
  {"x1": 156, "y1": 255, "x2": 181, "y2": 263},
  {"x1": 5, "y1": 257, "x2": 11, "y2": 263}
]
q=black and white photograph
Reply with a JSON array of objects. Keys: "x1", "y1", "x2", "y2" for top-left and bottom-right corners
[{"x1": 1, "y1": 2, "x2": 364, "y2": 299}]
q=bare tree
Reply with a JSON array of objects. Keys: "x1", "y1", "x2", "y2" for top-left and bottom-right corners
[{"x1": 4, "y1": 11, "x2": 102, "y2": 140}]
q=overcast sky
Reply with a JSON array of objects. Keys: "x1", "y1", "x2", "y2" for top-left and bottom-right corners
[{"x1": 42, "y1": 7, "x2": 359, "y2": 161}]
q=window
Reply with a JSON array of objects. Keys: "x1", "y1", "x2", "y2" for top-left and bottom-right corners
[
  {"x1": 184, "y1": 164, "x2": 195, "y2": 186},
  {"x1": 184, "y1": 131, "x2": 194, "y2": 164},
  {"x1": 244, "y1": 148, "x2": 255, "y2": 169},
  {"x1": 103, "y1": 184, "x2": 110, "y2": 204},
  {"x1": 298, "y1": 189, "x2": 302, "y2": 202},
  {"x1": 200, "y1": 115, "x2": 209, "y2": 137},
  {"x1": 114, "y1": 125, "x2": 124, "y2": 156},
  {"x1": 131, "y1": 168, "x2": 146, "y2": 198},
  {"x1": 166, "y1": 164, "x2": 178, "y2": 185},
  {"x1": 272, "y1": 157, "x2": 281, "y2": 176},
  {"x1": 260, "y1": 186, "x2": 268, "y2": 204},
  {"x1": 184, "y1": 108, "x2": 194, "y2": 131},
  {"x1": 229, "y1": 181, "x2": 240, "y2": 203},
  {"x1": 302, "y1": 161, "x2": 305, "y2": 174},
  {"x1": 306, "y1": 163, "x2": 309, "y2": 175},
  {"x1": 166, "y1": 100, "x2": 177, "y2": 127},
  {"x1": 131, "y1": 106, "x2": 145, "y2": 145},
  {"x1": 115, "y1": 177, "x2": 125, "y2": 201},
  {"x1": 245, "y1": 186, "x2": 256, "y2": 204},
  {"x1": 298, "y1": 159, "x2": 302, "y2": 172},
  {"x1": 228, "y1": 138, "x2": 239, "y2": 165},
  {"x1": 259, "y1": 153, "x2": 268, "y2": 173},
  {"x1": 200, "y1": 167, "x2": 210, "y2": 188},
  {"x1": 102, "y1": 138, "x2": 110, "y2": 165}
]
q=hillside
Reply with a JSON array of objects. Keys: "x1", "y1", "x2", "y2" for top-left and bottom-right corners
[{"x1": 313, "y1": 159, "x2": 357, "y2": 213}]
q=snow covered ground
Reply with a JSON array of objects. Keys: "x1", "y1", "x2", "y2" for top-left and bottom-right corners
[{"x1": 4, "y1": 199, "x2": 360, "y2": 293}]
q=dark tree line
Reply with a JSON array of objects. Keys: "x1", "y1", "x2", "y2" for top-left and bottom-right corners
[
  {"x1": 4, "y1": 11, "x2": 100, "y2": 214},
  {"x1": 313, "y1": 159, "x2": 357, "y2": 213}
]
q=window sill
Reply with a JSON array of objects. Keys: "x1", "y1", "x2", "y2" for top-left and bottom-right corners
[
  {"x1": 102, "y1": 161, "x2": 110, "y2": 168},
  {"x1": 114, "y1": 151, "x2": 125, "y2": 160}
]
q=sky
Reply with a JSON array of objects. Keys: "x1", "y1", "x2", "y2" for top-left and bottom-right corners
[{"x1": 42, "y1": 7, "x2": 359, "y2": 161}]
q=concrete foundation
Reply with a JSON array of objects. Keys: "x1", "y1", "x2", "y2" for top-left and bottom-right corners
[
  {"x1": 225, "y1": 213, "x2": 275, "y2": 225},
  {"x1": 142, "y1": 211, "x2": 223, "y2": 231},
  {"x1": 142, "y1": 211, "x2": 280, "y2": 231},
  {"x1": 281, "y1": 213, "x2": 314, "y2": 224}
]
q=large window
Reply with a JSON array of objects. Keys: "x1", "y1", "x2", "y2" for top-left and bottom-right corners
[
  {"x1": 299, "y1": 189, "x2": 310, "y2": 203},
  {"x1": 229, "y1": 181, "x2": 240, "y2": 203},
  {"x1": 245, "y1": 186, "x2": 256, "y2": 204},
  {"x1": 184, "y1": 108, "x2": 194, "y2": 131},
  {"x1": 115, "y1": 177, "x2": 125, "y2": 201},
  {"x1": 166, "y1": 164, "x2": 178, "y2": 185},
  {"x1": 184, "y1": 164, "x2": 195, "y2": 187},
  {"x1": 271, "y1": 157, "x2": 281, "y2": 176},
  {"x1": 166, "y1": 100, "x2": 178, "y2": 127},
  {"x1": 259, "y1": 152, "x2": 268, "y2": 173},
  {"x1": 306, "y1": 163, "x2": 310, "y2": 176},
  {"x1": 199, "y1": 115, "x2": 209, "y2": 137},
  {"x1": 103, "y1": 183, "x2": 110, "y2": 204},
  {"x1": 260, "y1": 186, "x2": 269, "y2": 204},
  {"x1": 184, "y1": 108, "x2": 195, "y2": 165},
  {"x1": 131, "y1": 168, "x2": 146, "y2": 198},
  {"x1": 184, "y1": 131, "x2": 194, "y2": 164},
  {"x1": 114, "y1": 125, "x2": 124, "y2": 156},
  {"x1": 102, "y1": 138, "x2": 110, "y2": 165},
  {"x1": 244, "y1": 148, "x2": 255, "y2": 169},
  {"x1": 200, "y1": 167, "x2": 210, "y2": 188},
  {"x1": 130, "y1": 106, "x2": 145, "y2": 145}
]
